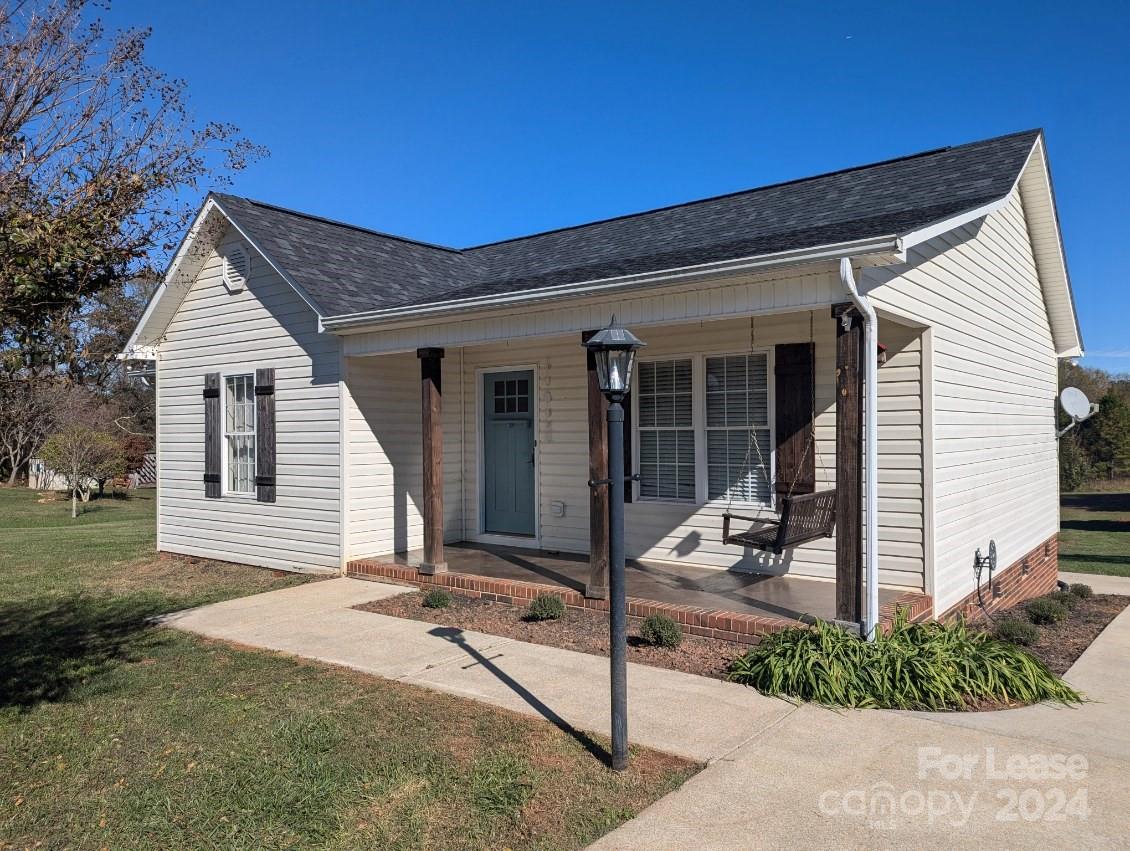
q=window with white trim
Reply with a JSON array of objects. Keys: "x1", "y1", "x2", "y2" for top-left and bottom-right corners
[
  {"x1": 637, "y1": 358, "x2": 695, "y2": 500},
  {"x1": 705, "y1": 353, "x2": 771, "y2": 504},
  {"x1": 224, "y1": 374, "x2": 256, "y2": 494},
  {"x1": 633, "y1": 351, "x2": 774, "y2": 507}
]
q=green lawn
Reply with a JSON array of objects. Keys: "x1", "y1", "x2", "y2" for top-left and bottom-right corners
[
  {"x1": 1059, "y1": 487, "x2": 1130, "y2": 577},
  {"x1": 0, "y1": 489, "x2": 695, "y2": 849}
]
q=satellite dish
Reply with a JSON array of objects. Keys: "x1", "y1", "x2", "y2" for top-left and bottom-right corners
[{"x1": 1060, "y1": 387, "x2": 1092, "y2": 420}]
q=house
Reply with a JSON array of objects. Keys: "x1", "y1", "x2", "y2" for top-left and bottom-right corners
[{"x1": 124, "y1": 128, "x2": 1080, "y2": 635}]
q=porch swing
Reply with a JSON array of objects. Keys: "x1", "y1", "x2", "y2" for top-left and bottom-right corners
[
  {"x1": 720, "y1": 326, "x2": 837, "y2": 555},
  {"x1": 720, "y1": 426, "x2": 837, "y2": 554}
]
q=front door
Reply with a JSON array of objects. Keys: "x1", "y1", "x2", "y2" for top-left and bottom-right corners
[{"x1": 483, "y1": 370, "x2": 535, "y2": 536}]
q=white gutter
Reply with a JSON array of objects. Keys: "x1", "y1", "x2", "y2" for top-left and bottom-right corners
[
  {"x1": 323, "y1": 235, "x2": 902, "y2": 333},
  {"x1": 839, "y1": 257, "x2": 880, "y2": 640}
]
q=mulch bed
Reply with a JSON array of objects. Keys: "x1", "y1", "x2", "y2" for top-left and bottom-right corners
[
  {"x1": 353, "y1": 588, "x2": 1130, "y2": 689},
  {"x1": 354, "y1": 591, "x2": 751, "y2": 680},
  {"x1": 991, "y1": 593, "x2": 1130, "y2": 675}
]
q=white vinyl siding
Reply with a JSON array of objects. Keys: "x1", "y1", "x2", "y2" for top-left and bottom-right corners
[
  {"x1": 340, "y1": 264, "x2": 846, "y2": 357},
  {"x1": 343, "y1": 351, "x2": 463, "y2": 559},
  {"x1": 156, "y1": 226, "x2": 342, "y2": 573},
  {"x1": 223, "y1": 374, "x2": 256, "y2": 494},
  {"x1": 637, "y1": 358, "x2": 695, "y2": 501},
  {"x1": 868, "y1": 188, "x2": 1059, "y2": 612},
  {"x1": 705, "y1": 353, "x2": 771, "y2": 505}
]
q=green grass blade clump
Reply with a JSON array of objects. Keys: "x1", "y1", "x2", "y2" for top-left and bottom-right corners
[{"x1": 726, "y1": 612, "x2": 1081, "y2": 711}]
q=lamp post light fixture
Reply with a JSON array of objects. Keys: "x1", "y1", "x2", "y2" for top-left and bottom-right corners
[{"x1": 583, "y1": 317, "x2": 645, "y2": 771}]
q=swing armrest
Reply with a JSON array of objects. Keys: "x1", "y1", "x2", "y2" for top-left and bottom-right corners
[
  {"x1": 723, "y1": 512, "x2": 778, "y2": 525},
  {"x1": 722, "y1": 512, "x2": 779, "y2": 543}
]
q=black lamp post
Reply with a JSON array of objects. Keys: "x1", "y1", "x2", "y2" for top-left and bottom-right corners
[{"x1": 583, "y1": 317, "x2": 645, "y2": 771}]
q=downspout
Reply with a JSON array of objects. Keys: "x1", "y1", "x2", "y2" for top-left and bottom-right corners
[{"x1": 838, "y1": 257, "x2": 880, "y2": 640}]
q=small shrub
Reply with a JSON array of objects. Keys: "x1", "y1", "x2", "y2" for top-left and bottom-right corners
[
  {"x1": 725, "y1": 612, "x2": 1080, "y2": 711},
  {"x1": 422, "y1": 588, "x2": 453, "y2": 609},
  {"x1": 526, "y1": 594, "x2": 566, "y2": 621},
  {"x1": 1026, "y1": 597, "x2": 1068, "y2": 625},
  {"x1": 993, "y1": 618, "x2": 1039, "y2": 647},
  {"x1": 1070, "y1": 583, "x2": 1094, "y2": 599},
  {"x1": 639, "y1": 614, "x2": 683, "y2": 648},
  {"x1": 1048, "y1": 590, "x2": 1080, "y2": 611}
]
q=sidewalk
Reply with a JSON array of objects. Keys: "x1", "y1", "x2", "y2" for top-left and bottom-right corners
[
  {"x1": 1059, "y1": 570, "x2": 1130, "y2": 596},
  {"x1": 166, "y1": 577, "x2": 1130, "y2": 849},
  {"x1": 163, "y1": 577, "x2": 790, "y2": 762}
]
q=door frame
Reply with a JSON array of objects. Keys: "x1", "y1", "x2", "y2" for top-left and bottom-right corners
[{"x1": 474, "y1": 363, "x2": 539, "y2": 547}]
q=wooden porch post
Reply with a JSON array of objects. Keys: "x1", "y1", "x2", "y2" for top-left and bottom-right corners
[
  {"x1": 418, "y1": 347, "x2": 447, "y2": 574},
  {"x1": 833, "y1": 305, "x2": 863, "y2": 623},
  {"x1": 582, "y1": 330, "x2": 610, "y2": 599}
]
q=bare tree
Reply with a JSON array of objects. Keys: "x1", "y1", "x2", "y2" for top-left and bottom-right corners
[{"x1": 0, "y1": 376, "x2": 65, "y2": 483}]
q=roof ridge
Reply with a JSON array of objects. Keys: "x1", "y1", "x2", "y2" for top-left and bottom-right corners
[
  {"x1": 210, "y1": 192, "x2": 464, "y2": 254},
  {"x1": 463, "y1": 128, "x2": 1043, "y2": 251}
]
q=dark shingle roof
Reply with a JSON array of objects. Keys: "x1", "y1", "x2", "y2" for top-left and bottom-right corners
[
  {"x1": 212, "y1": 194, "x2": 473, "y2": 314},
  {"x1": 213, "y1": 129, "x2": 1040, "y2": 317}
]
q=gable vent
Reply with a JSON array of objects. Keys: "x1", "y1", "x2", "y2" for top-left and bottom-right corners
[{"x1": 222, "y1": 244, "x2": 249, "y2": 292}]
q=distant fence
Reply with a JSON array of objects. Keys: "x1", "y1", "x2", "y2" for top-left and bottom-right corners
[
  {"x1": 27, "y1": 452, "x2": 156, "y2": 490},
  {"x1": 129, "y1": 453, "x2": 157, "y2": 489}
]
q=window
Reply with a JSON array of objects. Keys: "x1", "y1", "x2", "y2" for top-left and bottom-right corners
[
  {"x1": 706, "y1": 353, "x2": 771, "y2": 504},
  {"x1": 493, "y1": 377, "x2": 529, "y2": 413},
  {"x1": 637, "y1": 358, "x2": 695, "y2": 500},
  {"x1": 224, "y1": 374, "x2": 256, "y2": 494}
]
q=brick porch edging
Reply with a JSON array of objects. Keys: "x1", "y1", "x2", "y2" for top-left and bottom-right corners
[
  {"x1": 347, "y1": 559, "x2": 934, "y2": 645},
  {"x1": 882, "y1": 590, "x2": 935, "y2": 624},
  {"x1": 938, "y1": 533, "x2": 1059, "y2": 622}
]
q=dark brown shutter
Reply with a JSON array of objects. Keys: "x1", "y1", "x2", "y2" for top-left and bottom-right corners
[
  {"x1": 203, "y1": 373, "x2": 221, "y2": 498},
  {"x1": 255, "y1": 368, "x2": 276, "y2": 503},
  {"x1": 774, "y1": 343, "x2": 815, "y2": 497}
]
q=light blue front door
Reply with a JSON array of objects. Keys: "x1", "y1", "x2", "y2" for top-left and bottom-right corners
[{"x1": 483, "y1": 370, "x2": 535, "y2": 536}]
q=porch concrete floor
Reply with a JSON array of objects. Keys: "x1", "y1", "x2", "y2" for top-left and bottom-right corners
[{"x1": 390, "y1": 542, "x2": 904, "y2": 623}]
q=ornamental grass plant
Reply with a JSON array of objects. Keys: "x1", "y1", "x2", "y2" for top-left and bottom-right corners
[{"x1": 726, "y1": 611, "x2": 1080, "y2": 711}]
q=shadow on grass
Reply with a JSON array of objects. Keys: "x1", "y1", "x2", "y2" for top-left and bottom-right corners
[
  {"x1": 0, "y1": 593, "x2": 168, "y2": 711},
  {"x1": 1061, "y1": 518, "x2": 1130, "y2": 533},
  {"x1": 428, "y1": 626, "x2": 614, "y2": 767},
  {"x1": 1059, "y1": 553, "x2": 1130, "y2": 566},
  {"x1": 1062, "y1": 492, "x2": 1130, "y2": 513}
]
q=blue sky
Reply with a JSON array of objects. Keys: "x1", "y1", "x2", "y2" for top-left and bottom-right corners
[{"x1": 103, "y1": 1, "x2": 1128, "y2": 372}]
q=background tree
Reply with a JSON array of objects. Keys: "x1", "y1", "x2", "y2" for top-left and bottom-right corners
[
  {"x1": 1, "y1": 0, "x2": 265, "y2": 338},
  {"x1": 1058, "y1": 362, "x2": 1130, "y2": 491},
  {"x1": 0, "y1": 0, "x2": 265, "y2": 481},
  {"x1": 40, "y1": 423, "x2": 124, "y2": 517},
  {"x1": 1091, "y1": 394, "x2": 1130, "y2": 480},
  {"x1": 1058, "y1": 432, "x2": 1092, "y2": 493},
  {"x1": 0, "y1": 376, "x2": 65, "y2": 484}
]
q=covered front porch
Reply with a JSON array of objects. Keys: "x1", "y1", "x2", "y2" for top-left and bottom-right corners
[{"x1": 340, "y1": 264, "x2": 931, "y2": 630}]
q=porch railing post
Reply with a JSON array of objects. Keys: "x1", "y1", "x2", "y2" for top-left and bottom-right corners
[
  {"x1": 583, "y1": 330, "x2": 610, "y2": 598},
  {"x1": 418, "y1": 347, "x2": 447, "y2": 574}
]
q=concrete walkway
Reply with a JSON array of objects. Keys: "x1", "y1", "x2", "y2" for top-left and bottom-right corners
[
  {"x1": 1060, "y1": 569, "x2": 1130, "y2": 596},
  {"x1": 165, "y1": 577, "x2": 1130, "y2": 849}
]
